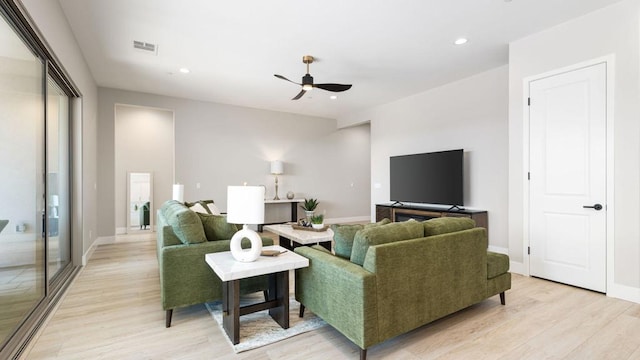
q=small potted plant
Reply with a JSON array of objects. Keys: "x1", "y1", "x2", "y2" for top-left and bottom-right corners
[
  {"x1": 310, "y1": 214, "x2": 324, "y2": 230},
  {"x1": 300, "y1": 198, "x2": 319, "y2": 220}
]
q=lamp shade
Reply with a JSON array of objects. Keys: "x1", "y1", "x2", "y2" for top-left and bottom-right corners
[
  {"x1": 172, "y1": 184, "x2": 184, "y2": 202},
  {"x1": 227, "y1": 186, "x2": 265, "y2": 224},
  {"x1": 270, "y1": 160, "x2": 284, "y2": 175}
]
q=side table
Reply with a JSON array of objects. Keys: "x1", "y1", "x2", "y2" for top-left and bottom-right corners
[{"x1": 205, "y1": 245, "x2": 309, "y2": 344}]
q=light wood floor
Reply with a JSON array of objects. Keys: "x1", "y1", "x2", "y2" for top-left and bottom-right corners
[{"x1": 21, "y1": 232, "x2": 640, "y2": 359}]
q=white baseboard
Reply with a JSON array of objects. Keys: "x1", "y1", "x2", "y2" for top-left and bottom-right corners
[
  {"x1": 81, "y1": 240, "x2": 97, "y2": 266},
  {"x1": 509, "y1": 260, "x2": 527, "y2": 275},
  {"x1": 82, "y1": 236, "x2": 115, "y2": 265},
  {"x1": 115, "y1": 227, "x2": 127, "y2": 235},
  {"x1": 607, "y1": 282, "x2": 640, "y2": 304},
  {"x1": 506, "y1": 262, "x2": 639, "y2": 304}
]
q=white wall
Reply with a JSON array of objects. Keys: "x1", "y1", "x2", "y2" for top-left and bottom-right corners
[
  {"x1": 114, "y1": 105, "x2": 174, "y2": 232},
  {"x1": 509, "y1": 0, "x2": 640, "y2": 301},
  {"x1": 20, "y1": 0, "x2": 99, "y2": 261},
  {"x1": 342, "y1": 66, "x2": 509, "y2": 250},
  {"x1": 98, "y1": 88, "x2": 371, "y2": 235}
]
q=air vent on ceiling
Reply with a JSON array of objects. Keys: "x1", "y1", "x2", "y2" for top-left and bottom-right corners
[{"x1": 133, "y1": 40, "x2": 158, "y2": 54}]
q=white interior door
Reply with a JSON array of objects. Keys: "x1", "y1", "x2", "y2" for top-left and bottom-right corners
[{"x1": 529, "y1": 62, "x2": 606, "y2": 293}]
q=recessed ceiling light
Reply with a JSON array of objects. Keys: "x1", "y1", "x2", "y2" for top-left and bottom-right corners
[
  {"x1": 330, "y1": 95, "x2": 337, "y2": 100},
  {"x1": 179, "y1": 68, "x2": 190, "y2": 74},
  {"x1": 454, "y1": 38, "x2": 468, "y2": 45}
]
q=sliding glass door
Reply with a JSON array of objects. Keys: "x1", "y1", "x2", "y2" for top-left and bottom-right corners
[
  {"x1": 0, "y1": 3, "x2": 77, "y2": 356},
  {"x1": 0, "y1": 13, "x2": 46, "y2": 348}
]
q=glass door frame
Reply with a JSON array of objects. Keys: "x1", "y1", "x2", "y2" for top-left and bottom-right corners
[{"x1": 0, "y1": 1, "x2": 83, "y2": 358}]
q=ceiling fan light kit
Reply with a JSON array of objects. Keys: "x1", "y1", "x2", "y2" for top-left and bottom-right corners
[{"x1": 274, "y1": 55, "x2": 352, "y2": 100}]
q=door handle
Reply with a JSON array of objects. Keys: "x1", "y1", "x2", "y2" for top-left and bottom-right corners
[{"x1": 583, "y1": 204, "x2": 603, "y2": 211}]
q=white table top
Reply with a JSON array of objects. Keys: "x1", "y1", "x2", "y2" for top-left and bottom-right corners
[
  {"x1": 263, "y1": 224, "x2": 334, "y2": 245},
  {"x1": 264, "y1": 199, "x2": 304, "y2": 204},
  {"x1": 205, "y1": 245, "x2": 309, "y2": 282}
]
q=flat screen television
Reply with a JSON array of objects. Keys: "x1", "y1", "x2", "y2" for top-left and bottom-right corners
[{"x1": 390, "y1": 149, "x2": 464, "y2": 207}]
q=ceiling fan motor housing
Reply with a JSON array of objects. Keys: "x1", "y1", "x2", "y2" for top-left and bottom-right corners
[{"x1": 302, "y1": 74, "x2": 314, "y2": 85}]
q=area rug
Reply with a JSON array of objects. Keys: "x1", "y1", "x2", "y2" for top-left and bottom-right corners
[{"x1": 205, "y1": 294, "x2": 327, "y2": 353}]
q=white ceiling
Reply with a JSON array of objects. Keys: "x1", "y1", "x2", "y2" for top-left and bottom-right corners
[{"x1": 57, "y1": 0, "x2": 623, "y2": 119}]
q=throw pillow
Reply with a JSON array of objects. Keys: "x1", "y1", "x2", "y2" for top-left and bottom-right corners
[
  {"x1": 160, "y1": 200, "x2": 207, "y2": 244},
  {"x1": 350, "y1": 219, "x2": 423, "y2": 266},
  {"x1": 422, "y1": 217, "x2": 475, "y2": 236},
  {"x1": 189, "y1": 203, "x2": 209, "y2": 214},
  {"x1": 197, "y1": 213, "x2": 239, "y2": 241},
  {"x1": 332, "y1": 224, "x2": 363, "y2": 259},
  {"x1": 207, "y1": 203, "x2": 222, "y2": 215},
  {"x1": 184, "y1": 200, "x2": 217, "y2": 214},
  {"x1": 332, "y1": 218, "x2": 391, "y2": 259}
]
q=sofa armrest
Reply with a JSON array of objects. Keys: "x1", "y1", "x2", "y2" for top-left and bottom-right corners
[
  {"x1": 159, "y1": 237, "x2": 274, "y2": 310},
  {"x1": 294, "y1": 246, "x2": 378, "y2": 350}
]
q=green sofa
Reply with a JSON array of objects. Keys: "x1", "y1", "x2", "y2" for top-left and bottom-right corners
[
  {"x1": 295, "y1": 217, "x2": 510, "y2": 359},
  {"x1": 156, "y1": 200, "x2": 274, "y2": 327}
]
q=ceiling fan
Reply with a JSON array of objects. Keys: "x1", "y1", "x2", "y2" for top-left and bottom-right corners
[{"x1": 274, "y1": 55, "x2": 352, "y2": 100}]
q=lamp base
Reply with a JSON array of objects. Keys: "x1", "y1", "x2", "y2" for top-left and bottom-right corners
[
  {"x1": 273, "y1": 175, "x2": 280, "y2": 200},
  {"x1": 229, "y1": 225, "x2": 263, "y2": 262}
]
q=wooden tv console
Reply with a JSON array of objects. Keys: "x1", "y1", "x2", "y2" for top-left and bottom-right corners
[{"x1": 375, "y1": 203, "x2": 488, "y2": 234}]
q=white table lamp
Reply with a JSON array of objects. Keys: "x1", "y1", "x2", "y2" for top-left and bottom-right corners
[
  {"x1": 270, "y1": 160, "x2": 284, "y2": 200},
  {"x1": 172, "y1": 184, "x2": 184, "y2": 202},
  {"x1": 227, "y1": 185, "x2": 265, "y2": 262}
]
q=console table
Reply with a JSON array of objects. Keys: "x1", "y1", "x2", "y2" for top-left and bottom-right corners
[
  {"x1": 258, "y1": 199, "x2": 304, "y2": 232},
  {"x1": 376, "y1": 203, "x2": 488, "y2": 234}
]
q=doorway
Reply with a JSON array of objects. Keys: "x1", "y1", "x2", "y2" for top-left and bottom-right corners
[
  {"x1": 527, "y1": 61, "x2": 608, "y2": 293},
  {"x1": 114, "y1": 104, "x2": 174, "y2": 235}
]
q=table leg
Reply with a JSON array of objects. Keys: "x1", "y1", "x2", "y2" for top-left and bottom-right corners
[
  {"x1": 268, "y1": 271, "x2": 289, "y2": 329},
  {"x1": 318, "y1": 241, "x2": 332, "y2": 252},
  {"x1": 222, "y1": 280, "x2": 240, "y2": 344},
  {"x1": 278, "y1": 236, "x2": 294, "y2": 251},
  {"x1": 290, "y1": 202, "x2": 298, "y2": 222}
]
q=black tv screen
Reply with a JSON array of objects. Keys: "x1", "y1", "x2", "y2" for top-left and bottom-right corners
[{"x1": 390, "y1": 149, "x2": 464, "y2": 206}]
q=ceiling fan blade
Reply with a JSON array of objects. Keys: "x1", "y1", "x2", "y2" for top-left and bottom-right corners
[
  {"x1": 274, "y1": 74, "x2": 300, "y2": 85},
  {"x1": 292, "y1": 89, "x2": 306, "y2": 100},
  {"x1": 314, "y1": 83, "x2": 352, "y2": 92}
]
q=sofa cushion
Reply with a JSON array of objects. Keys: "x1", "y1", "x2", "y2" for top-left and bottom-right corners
[
  {"x1": 197, "y1": 213, "x2": 239, "y2": 241},
  {"x1": 160, "y1": 200, "x2": 207, "y2": 244},
  {"x1": 332, "y1": 218, "x2": 391, "y2": 259},
  {"x1": 350, "y1": 219, "x2": 424, "y2": 266},
  {"x1": 487, "y1": 251, "x2": 510, "y2": 279},
  {"x1": 422, "y1": 217, "x2": 476, "y2": 237}
]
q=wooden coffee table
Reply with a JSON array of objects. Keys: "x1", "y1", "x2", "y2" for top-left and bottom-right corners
[
  {"x1": 263, "y1": 224, "x2": 334, "y2": 251},
  {"x1": 205, "y1": 245, "x2": 309, "y2": 344}
]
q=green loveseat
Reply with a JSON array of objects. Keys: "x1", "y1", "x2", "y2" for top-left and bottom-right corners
[
  {"x1": 295, "y1": 218, "x2": 510, "y2": 359},
  {"x1": 156, "y1": 200, "x2": 274, "y2": 327}
]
